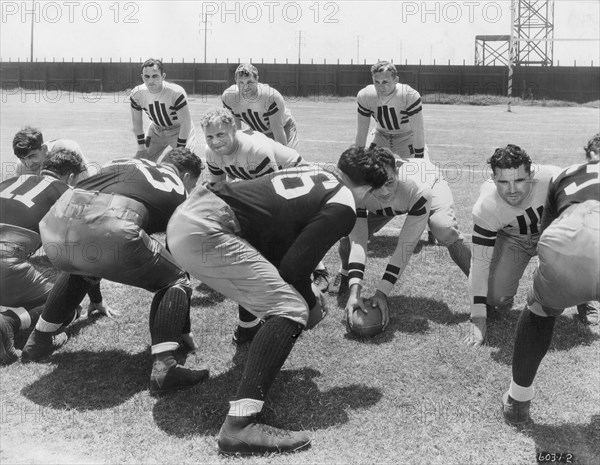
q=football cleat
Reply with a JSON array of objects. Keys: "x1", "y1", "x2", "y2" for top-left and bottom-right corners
[
  {"x1": 312, "y1": 268, "x2": 331, "y2": 293},
  {"x1": 502, "y1": 391, "x2": 532, "y2": 426},
  {"x1": 232, "y1": 320, "x2": 264, "y2": 345},
  {"x1": 217, "y1": 414, "x2": 311, "y2": 456},
  {"x1": 150, "y1": 360, "x2": 209, "y2": 395},
  {"x1": 577, "y1": 302, "x2": 599, "y2": 326},
  {"x1": 328, "y1": 273, "x2": 349, "y2": 295},
  {"x1": 0, "y1": 313, "x2": 21, "y2": 365},
  {"x1": 21, "y1": 330, "x2": 69, "y2": 363}
]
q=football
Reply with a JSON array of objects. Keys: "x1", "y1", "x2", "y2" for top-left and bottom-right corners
[{"x1": 347, "y1": 299, "x2": 384, "y2": 337}]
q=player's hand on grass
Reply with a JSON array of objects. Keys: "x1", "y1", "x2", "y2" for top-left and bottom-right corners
[
  {"x1": 371, "y1": 290, "x2": 390, "y2": 330},
  {"x1": 344, "y1": 293, "x2": 366, "y2": 326},
  {"x1": 464, "y1": 317, "x2": 487, "y2": 347},
  {"x1": 135, "y1": 149, "x2": 148, "y2": 159},
  {"x1": 87, "y1": 301, "x2": 120, "y2": 319},
  {"x1": 181, "y1": 333, "x2": 198, "y2": 353}
]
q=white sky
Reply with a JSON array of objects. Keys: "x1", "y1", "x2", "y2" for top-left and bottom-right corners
[{"x1": 0, "y1": 0, "x2": 598, "y2": 65}]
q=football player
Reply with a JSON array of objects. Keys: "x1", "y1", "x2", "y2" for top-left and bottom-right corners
[
  {"x1": 0, "y1": 149, "x2": 111, "y2": 364},
  {"x1": 502, "y1": 134, "x2": 600, "y2": 425},
  {"x1": 466, "y1": 145, "x2": 561, "y2": 347},
  {"x1": 331, "y1": 147, "x2": 471, "y2": 306},
  {"x1": 200, "y1": 107, "x2": 329, "y2": 337},
  {"x1": 21, "y1": 149, "x2": 207, "y2": 396},
  {"x1": 222, "y1": 63, "x2": 298, "y2": 149},
  {"x1": 130, "y1": 58, "x2": 196, "y2": 162},
  {"x1": 167, "y1": 146, "x2": 388, "y2": 455},
  {"x1": 355, "y1": 61, "x2": 425, "y2": 159},
  {"x1": 11, "y1": 126, "x2": 93, "y2": 183},
  {"x1": 333, "y1": 147, "x2": 438, "y2": 329}
]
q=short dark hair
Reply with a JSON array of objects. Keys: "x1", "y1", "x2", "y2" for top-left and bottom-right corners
[
  {"x1": 488, "y1": 144, "x2": 532, "y2": 175},
  {"x1": 13, "y1": 126, "x2": 44, "y2": 158},
  {"x1": 370, "y1": 60, "x2": 397, "y2": 78},
  {"x1": 584, "y1": 133, "x2": 600, "y2": 160},
  {"x1": 41, "y1": 148, "x2": 84, "y2": 177},
  {"x1": 162, "y1": 148, "x2": 204, "y2": 178},
  {"x1": 337, "y1": 146, "x2": 388, "y2": 188},
  {"x1": 141, "y1": 58, "x2": 164, "y2": 74}
]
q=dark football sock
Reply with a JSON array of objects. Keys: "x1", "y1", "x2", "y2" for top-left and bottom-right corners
[
  {"x1": 338, "y1": 236, "x2": 350, "y2": 271},
  {"x1": 447, "y1": 239, "x2": 471, "y2": 276},
  {"x1": 235, "y1": 316, "x2": 303, "y2": 401},
  {"x1": 512, "y1": 308, "x2": 556, "y2": 388},
  {"x1": 238, "y1": 305, "x2": 258, "y2": 323},
  {"x1": 86, "y1": 282, "x2": 103, "y2": 304},
  {"x1": 150, "y1": 286, "x2": 190, "y2": 346},
  {"x1": 149, "y1": 288, "x2": 167, "y2": 335},
  {"x1": 42, "y1": 273, "x2": 92, "y2": 327},
  {"x1": 182, "y1": 305, "x2": 191, "y2": 335}
]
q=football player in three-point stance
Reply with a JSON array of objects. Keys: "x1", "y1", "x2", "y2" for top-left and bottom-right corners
[
  {"x1": 333, "y1": 147, "x2": 472, "y2": 324},
  {"x1": 0, "y1": 149, "x2": 94, "y2": 364},
  {"x1": 355, "y1": 60, "x2": 425, "y2": 159},
  {"x1": 466, "y1": 145, "x2": 561, "y2": 347},
  {"x1": 167, "y1": 146, "x2": 388, "y2": 455},
  {"x1": 502, "y1": 134, "x2": 600, "y2": 425},
  {"x1": 21, "y1": 149, "x2": 207, "y2": 396},
  {"x1": 130, "y1": 58, "x2": 197, "y2": 162},
  {"x1": 222, "y1": 63, "x2": 299, "y2": 149}
]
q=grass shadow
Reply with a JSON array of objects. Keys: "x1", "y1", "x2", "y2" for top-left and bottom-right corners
[
  {"x1": 20, "y1": 349, "x2": 150, "y2": 409},
  {"x1": 487, "y1": 308, "x2": 600, "y2": 366},
  {"x1": 152, "y1": 366, "x2": 382, "y2": 438},
  {"x1": 366, "y1": 235, "x2": 439, "y2": 259},
  {"x1": 517, "y1": 414, "x2": 600, "y2": 465}
]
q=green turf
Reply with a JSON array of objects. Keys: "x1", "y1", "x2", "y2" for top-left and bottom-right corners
[{"x1": 1, "y1": 94, "x2": 599, "y2": 465}]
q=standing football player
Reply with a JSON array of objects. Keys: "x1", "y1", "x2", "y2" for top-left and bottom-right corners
[
  {"x1": 466, "y1": 145, "x2": 561, "y2": 347},
  {"x1": 502, "y1": 134, "x2": 600, "y2": 425},
  {"x1": 222, "y1": 63, "x2": 298, "y2": 149},
  {"x1": 10, "y1": 126, "x2": 93, "y2": 183},
  {"x1": 167, "y1": 146, "x2": 388, "y2": 455},
  {"x1": 0, "y1": 149, "x2": 110, "y2": 364},
  {"x1": 130, "y1": 58, "x2": 196, "y2": 162},
  {"x1": 355, "y1": 61, "x2": 425, "y2": 159},
  {"x1": 21, "y1": 149, "x2": 207, "y2": 396},
  {"x1": 331, "y1": 147, "x2": 471, "y2": 304}
]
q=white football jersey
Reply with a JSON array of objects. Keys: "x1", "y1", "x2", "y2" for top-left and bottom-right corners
[{"x1": 130, "y1": 81, "x2": 189, "y2": 130}]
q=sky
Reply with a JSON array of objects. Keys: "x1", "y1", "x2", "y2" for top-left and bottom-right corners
[{"x1": 0, "y1": 0, "x2": 599, "y2": 65}]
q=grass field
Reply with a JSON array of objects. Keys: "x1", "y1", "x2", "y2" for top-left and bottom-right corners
[{"x1": 1, "y1": 92, "x2": 599, "y2": 465}]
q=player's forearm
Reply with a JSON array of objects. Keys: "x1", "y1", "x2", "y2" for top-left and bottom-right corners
[
  {"x1": 348, "y1": 218, "x2": 369, "y2": 288},
  {"x1": 271, "y1": 122, "x2": 287, "y2": 146},
  {"x1": 355, "y1": 115, "x2": 371, "y2": 148},
  {"x1": 409, "y1": 112, "x2": 425, "y2": 158},
  {"x1": 131, "y1": 111, "x2": 145, "y2": 149},
  {"x1": 468, "y1": 242, "x2": 493, "y2": 318},
  {"x1": 376, "y1": 215, "x2": 427, "y2": 295},
  {"x1": 176, "y1": 110, "x2": 192, "y2": 147}
]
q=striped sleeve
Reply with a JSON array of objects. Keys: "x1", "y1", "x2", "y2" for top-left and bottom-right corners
[
  {"x1": 250, "y1": 156, "x2": 277, "y2": 177},
  {"x1": 357, "y1": 102, "x2": 372, "y2": 117},
  {"x1": 130, "y1": 95, "x2": 142, "y2": 111},
  {"x1": 376, "y1": 193, "x2": 430, "y2": 295},
  {"x1": 348, "y1": 209, "x2": 369, "y2": 288},
  {"x1": 468, "y1": 213, "x2": 499, "y2": 318},
  {"x1": 171, "y1": 94, "x2": 188, "y2": 112}
]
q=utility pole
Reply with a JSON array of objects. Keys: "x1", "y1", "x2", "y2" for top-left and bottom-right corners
[
  {"x1": 199, "y1": 12, "x2": 212, "y2": 63},
  {"x1": 296, "y1": 31, "x2": 305, "y2": 63},
  {"x1": 30, "y1": 0, "x2": 35, "y2": 61}
]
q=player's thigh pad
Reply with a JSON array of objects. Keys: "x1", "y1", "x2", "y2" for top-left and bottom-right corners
[
  {"x1": 487, "y1": 231, "x2": 537, "y2": 306},
  {"x1": 530, "y1": 201, "x2": 600, "y2": 312},
  {"x1": 168, "y1": 193, "x2": 309, "y2": 326},
  {"x1": 428, "y1": 180, "x2": 462, "y2": 246}
]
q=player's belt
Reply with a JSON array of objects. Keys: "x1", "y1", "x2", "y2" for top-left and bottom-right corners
[{"x1": 58, "y1": 189, "x2": 149, "y2": 225}]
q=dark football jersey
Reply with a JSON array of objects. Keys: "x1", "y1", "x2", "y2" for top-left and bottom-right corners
[
  {"x1": 0, "y1": 173, "x2": 70, "y2": 233},
  {"x1": 209, "y1": 166, "x2": 357, "y2": 306},
  {"x1": 541, "y1": 160, "x2": 600, "y2": 232},
  {"x1": 76, "y1": 158, "x2": 187, "y2": 234}
]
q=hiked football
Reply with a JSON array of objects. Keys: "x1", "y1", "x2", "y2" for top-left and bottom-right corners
[{"x1": 347, "y1": 298, "x2": 384, "y2": 337}]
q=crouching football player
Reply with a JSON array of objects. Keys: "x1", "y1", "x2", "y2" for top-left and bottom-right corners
[{"x1": 167, "y1": 146, "x2": 388, "y2": 455}]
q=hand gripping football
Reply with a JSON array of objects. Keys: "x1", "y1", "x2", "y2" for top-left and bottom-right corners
[{"x1": 347, "y1": 298, "x2": 384, "y2": 337}]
